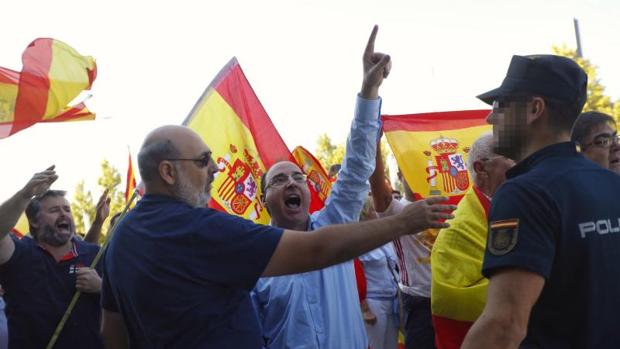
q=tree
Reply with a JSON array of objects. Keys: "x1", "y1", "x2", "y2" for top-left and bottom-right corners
[
  {"x1": 72, "y1": 180, "x2": 94, "y2": 235},
  {"x1": 316, "y1": 134, "x2": 345, "y2": 170},
  {"x1": 72, "y1": 159, "x2": 125, "y2": 241},
  {"x1": 552, "y1": 45, "x2": 620, "y2": 121},
  {"x1": 314, "y1": 133, "x2": 393, "y2": 179}
]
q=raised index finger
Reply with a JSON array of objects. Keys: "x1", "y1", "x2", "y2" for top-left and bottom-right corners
[{"x1": 365, "y1": 25, "x2": 379, "y2": 58}]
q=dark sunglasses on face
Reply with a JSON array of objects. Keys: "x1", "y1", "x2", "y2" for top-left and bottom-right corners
[{"x1": 166, "y1": 152, "x2": 212, "y2": 168}]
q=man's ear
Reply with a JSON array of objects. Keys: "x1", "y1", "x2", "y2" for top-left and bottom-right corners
[
  {"x1": 527, "y1": 97, "x2": 546, "y2": 124},
  {"x1": 159, "y1": 161, "x2": 177, "y2": 185},
  {"x1": 261, "y1": 193, "x2": 271, "y2": 215},
  {"x1": 473, "y1": 160, "x2": 487, "y2": 179},
  {"x1": 30, "y1": 218, "x2": 40, "y2": 230}
]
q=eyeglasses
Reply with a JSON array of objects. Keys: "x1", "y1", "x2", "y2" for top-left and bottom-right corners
[
  {"x1": 583, "y1": 134, "x2": 620, "y2": 149},
  {"x1": 266, "y1": 173, "x2": 307, "y2": 189},
  {"x1": 166, "y1": 152, "x2": 212, "y2": 168}
]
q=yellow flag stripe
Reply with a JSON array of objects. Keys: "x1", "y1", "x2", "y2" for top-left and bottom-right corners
[{"x1": 187, "y1": 89, "x2": 271, "y2": 224}]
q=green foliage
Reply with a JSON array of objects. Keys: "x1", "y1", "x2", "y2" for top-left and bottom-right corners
[
  {"x1": 72, "y1": 159, "x2": 125, "y2": 241},
  {"x1": 314, "y1": 133, "x2": 392, "y2": 179},
  {"x1": 315, "y1": 134, "x2": 345, "y2": 171},
  {"x1": 97, "y1": 159, "x2": 125, "y2": 224},
  {"x1": 552, "y1": 45, "x2": 620, "y2": 121},
  {"x1": 72, "y1": 180, "x2": 94, "y2": 235}
]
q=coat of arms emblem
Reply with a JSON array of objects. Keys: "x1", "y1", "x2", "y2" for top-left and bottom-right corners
[{"x1": 424, "y1": 137, "x2": 470, "y2": 196}]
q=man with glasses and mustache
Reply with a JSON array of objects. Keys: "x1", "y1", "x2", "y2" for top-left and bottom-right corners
[
  {"x1": 251, "y1": 25, "x2": 391, "y2": 349},
  {"x1": 461, "y1": 55, "x2": 620, "y2": 349},
  {"x1": 571, "y1": 111, "x2": 620, "y2": 174},
  {"x1": 0, "y1": 166, "x2": 105, "y2": 349}
]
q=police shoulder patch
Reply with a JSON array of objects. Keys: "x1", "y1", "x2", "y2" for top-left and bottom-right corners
[{"x1": 488, "y1": 219, "x2": 519, "y2": 256}]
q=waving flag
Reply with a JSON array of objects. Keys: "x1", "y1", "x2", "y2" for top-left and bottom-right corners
[
  {"x1": 292, "y1": 146, "x2": 332, "y2": 211},
  {"x1": 0, "y1": 38, "x2": 96, "y2": 139},
  {"x1": 184, "y1": 58, "x2": 293, "y2": 224},
  {"x1": 125, "y1": 151, "x2": 137, "y2": 203},
  {"x1": 382, "y1": 110, "x2": 490, "y2": 205}
]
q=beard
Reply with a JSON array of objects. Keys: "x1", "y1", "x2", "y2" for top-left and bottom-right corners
[
  {"x1": 37, "y1": 223, "x2": 74, "y2": 247},
  {"x1": 174, "y1": 168, "x2": 211, "y2": 208},
  {"x1": 493, "y1": 129, "x2": 525, "y2": 160}
]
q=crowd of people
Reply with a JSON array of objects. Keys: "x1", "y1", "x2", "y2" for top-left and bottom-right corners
[{"x1": 1, "y1": 25, "x2": 620, "y2": 349}]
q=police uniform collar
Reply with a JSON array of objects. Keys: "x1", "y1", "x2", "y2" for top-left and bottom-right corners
[{"x1": 506, "y1": 142, "x2": 580, "y2": 178}]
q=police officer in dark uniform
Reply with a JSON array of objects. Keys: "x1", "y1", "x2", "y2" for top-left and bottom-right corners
[{"x1": 461, "y1": 55, "x2": 620, "y2": 349}]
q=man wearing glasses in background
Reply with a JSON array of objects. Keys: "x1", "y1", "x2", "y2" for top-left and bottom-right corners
[
  {"x1": 251, "y1": 26, "x2": 389, "y2": 349},
  {"x1": 570, "y1": 111, "x2": 620, "y2": 174}
]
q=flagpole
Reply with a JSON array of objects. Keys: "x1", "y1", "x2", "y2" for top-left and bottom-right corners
[
  {"x1": 45, "y1": 189, "x2": 140, "y2": 349},
  {"x1": 574, "y1": 18, "x2": 583, "y2": 58}
]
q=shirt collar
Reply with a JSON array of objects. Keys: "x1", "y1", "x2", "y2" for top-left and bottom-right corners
[
  {"x1": 506, "y1": 142, "x2": 580, "y2": 179},
  {"x1": 37, "y1": 237, "x2": 79, "y2": 262}
]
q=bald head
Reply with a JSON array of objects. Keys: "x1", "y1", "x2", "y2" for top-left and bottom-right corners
[
  {"x1": 138, "y1": 125, "x2": 217, "y2": 206},
  {"x1": 138, "y1": 125, "x2": 206, "y2": 182}
]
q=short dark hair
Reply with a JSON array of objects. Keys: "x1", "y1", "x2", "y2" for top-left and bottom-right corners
[
  {"x1": 25, "y1": 190, "x2": 67, "y2": 237},
  {"x1": 571, "y1": 111, "x2": 616, "y2": 144},
  {"x1": 137, "y1": 139, "x2": 180, "y2": 182},
  {"x1": 545, "y1": 97, "x2": 585, "y2": 133},
  {"x1": 504, "y1": 94, "x2": 584, "y2": 132}
]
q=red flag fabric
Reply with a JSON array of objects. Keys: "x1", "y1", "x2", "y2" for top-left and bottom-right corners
[{"x1": 184, "y1": 58, "x2": 323, "y2": 223}]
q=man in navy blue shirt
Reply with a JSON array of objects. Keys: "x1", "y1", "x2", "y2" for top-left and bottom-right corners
[
  {"x1": 100, "y1": 124, "x2": 456, "y2": 349},
  {"x1": 462, "y1": 55, "x2": 620, "y2": 348},
  {"x1": 0, "y1": 168, "x2": 105, "y2": 349}
]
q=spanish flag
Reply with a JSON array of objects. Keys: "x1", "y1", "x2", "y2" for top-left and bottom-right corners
[
  {"x1": 382, "y1": 110, "x2": 490, "y2": 205},
  {"x1": 0, "y1": 38, "x2": 96, "y2": 139},
  {"x1": 125, "y1": 151, "x2": 137, "y2": 203},
  {"x1": 292, "y1": 146, "x2": 332, "y2": 211},
  {"x1": 431, "y1": 186, "x2": 490, "y2": 348},
  {"x1": 185, "y1": 58, "x2": 321, "y2": 224}
]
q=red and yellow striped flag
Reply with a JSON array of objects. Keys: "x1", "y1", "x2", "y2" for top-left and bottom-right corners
[
  {"x1": 125, "y1": 151, "x2": 137, "y2": 203},
  {"x1": 292, "y1": 146, "x2": 332, "y2": 211},
  {"x1": 185, "y1": 58, "x2": 326, "y2": 224},
  {"x1": 382, "y1": 110, "x2": 491, "y2": 205},
  {"x1": 0, "y1": 38, "x2": 96, "y2": 139}
]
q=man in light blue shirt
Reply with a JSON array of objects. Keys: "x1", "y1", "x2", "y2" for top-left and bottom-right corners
[{"x1": 252, "y1": 25, "x2": 390, "y2": 348}]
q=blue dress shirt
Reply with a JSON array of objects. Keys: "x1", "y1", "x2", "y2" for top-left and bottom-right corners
[{"x1": 251, "y1": 95, "x2": 381, "y2": 349}]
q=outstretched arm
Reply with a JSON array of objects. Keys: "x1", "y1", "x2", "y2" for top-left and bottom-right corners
[
  {"x1": 263, "y1": 196, "x2": 455, "y2": 277},
  {"x1": 0, "y1": 166, "x2": 57, "y2": 264}
]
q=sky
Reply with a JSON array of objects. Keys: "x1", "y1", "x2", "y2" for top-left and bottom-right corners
[{"x1": 1, "y1": 0, "x2": 619, "y2": 202}]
